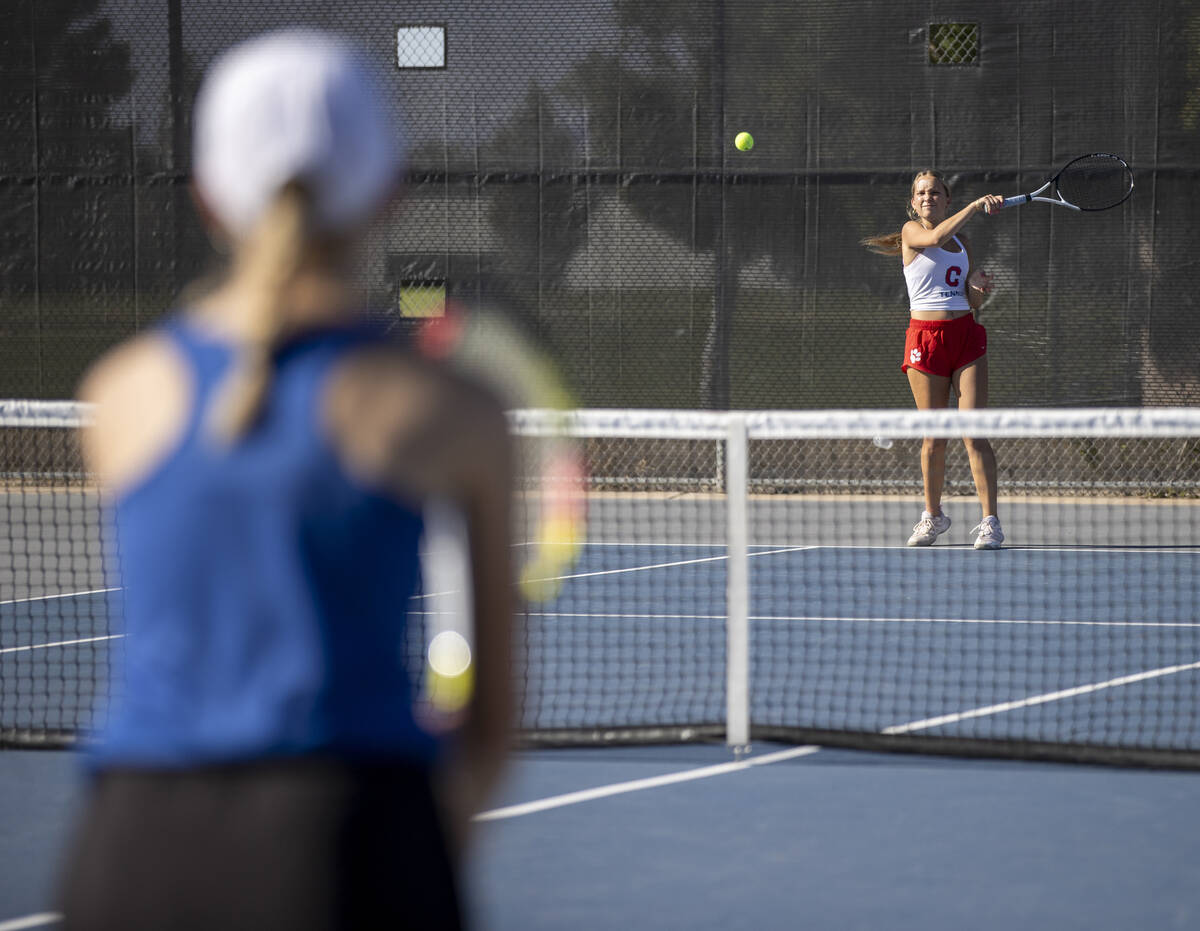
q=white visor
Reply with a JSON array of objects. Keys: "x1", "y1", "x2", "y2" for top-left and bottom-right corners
[{"x1": 192, "y1": 29, "x2": 403, "y2": 236}]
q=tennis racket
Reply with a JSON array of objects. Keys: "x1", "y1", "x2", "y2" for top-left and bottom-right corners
[
  {"x1": 999, "y1": 153, "x2": 1133, "y2": 212},
  {"x1": 413, "y1": 297, "x2": 586, "y2": 729},
  {"x1": 415, "y1": 297, "x2": 588, "y2": 602}
]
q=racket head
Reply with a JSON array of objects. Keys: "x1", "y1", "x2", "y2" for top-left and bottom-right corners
[
  {"x1": 412, "y1": 294, "x2": 589, "y2": 605},
  {"x1": 1053, "y1": 153, "x2": 1134, "y2": 211}
]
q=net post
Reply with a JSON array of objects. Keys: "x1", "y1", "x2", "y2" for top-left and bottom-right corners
[{"x1": 725, "y1": 413, "x2": 750, "y2": 749}]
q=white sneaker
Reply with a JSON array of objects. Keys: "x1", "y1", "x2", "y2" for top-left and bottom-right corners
[
  {"x1": 972, "y1": 516, "x2": 1004, "y2": 550},
  {"x1": 907, "y1": 511, "x2": 951, "y2": 546}
]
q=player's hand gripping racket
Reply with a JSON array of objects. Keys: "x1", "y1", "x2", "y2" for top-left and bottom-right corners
[{"x1": 1000, "y1": 153, "x2": 1133, "y2": 212}]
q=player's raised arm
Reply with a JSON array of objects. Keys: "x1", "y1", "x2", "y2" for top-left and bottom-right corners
[{"x1": 902, "y1": 194, "x2": 1003, "y2": 251}]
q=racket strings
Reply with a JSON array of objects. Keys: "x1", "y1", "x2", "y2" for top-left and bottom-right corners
[{"x1": 1056, "y1": 155, "x2": 1133, "y2": 211}]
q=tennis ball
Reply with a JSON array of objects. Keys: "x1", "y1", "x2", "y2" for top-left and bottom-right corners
[
  {"x1": 734, "y1": 131, "x2": 754, "y2": 151},
  {"x1": 426, "y1": 631, "x2": 474, "y2": 714},
  {"x1": 429, "y1": 630, "x2": 472, "y2": 678}
]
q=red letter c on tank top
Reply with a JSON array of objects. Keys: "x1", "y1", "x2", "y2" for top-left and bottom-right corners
[{"x1": 946, "y1": 266, "x2": 962, "y2": 287}]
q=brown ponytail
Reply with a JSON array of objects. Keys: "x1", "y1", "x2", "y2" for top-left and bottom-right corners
[
  {"x1": 207, "y1": 182, "x2": 311, "y2": 444},
  {"x1": 860, "y1": 169, "x2": 951, "y2": 256}
]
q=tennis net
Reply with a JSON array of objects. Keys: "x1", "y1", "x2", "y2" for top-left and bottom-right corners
[{"x1": 3, "y1": 402, "x2": 1200, "y2": 767}]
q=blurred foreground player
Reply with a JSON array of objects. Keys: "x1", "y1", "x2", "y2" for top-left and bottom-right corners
[{"x1": 58, "y1": 29, "x2": 513, "y2": 930}]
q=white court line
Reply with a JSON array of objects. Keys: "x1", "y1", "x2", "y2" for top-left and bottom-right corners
[
  {"x1": 739, "y1": 613, "x2": 1200, "y2": 630},
  {"x1": 750, "y1": 614, "x2": 1200, "y2": 629},
  {"x1": 885, "y1": 659, "x2": 1200, "y2": 734},
  {"x1": 475, "y1": 745, "x2": 820, "y2": 821},
  {"x1": 424, "y1": 540, "x2": 1198, "y2": 599},
  {"x1": 0, "y1": 914, "x2": 59, "y2": 931},
  {"x1": 0, "y1": 634, "x2": 121, "y2": 656},
  {"x1": 0, "y1": 587, "x2": 118, "y2": 608},
  {"x1": 415, "y1": 544, "x2": 811, "y2": 599},
  {"x1": 809, "y1": 543, "x2": 1200, "y2": 555},
  {"x1": 519, "y1": 545, "x2": 815, "y2": 586},
  {"x1": 516, "y1": 541, "x2": 728, "y2": 548},
  {"x1": 510, "y1": 539, "x2": 1199, "y2": 592},
  {"x1": 0, "y1": 588, "x2": 121, "y2": 654},
  {"x1": 414, "y1": 610, "x2": 727, "y2": 621},
  {"x1": 474, "y1": 659, "x2": 1200, "y2": 822},
  {"x1": 531, "y1": 541, "x2": 1200, "y2": 555},
  {"x1": 410, "y1": 608, "x2": 1200, "y2": 630}
]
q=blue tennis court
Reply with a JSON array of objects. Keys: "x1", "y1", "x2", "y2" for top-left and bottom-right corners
[
  {"x1": 513, "y1": 536, "x2": 1200, "y2": 753},
  {"x1": 3, "y1": 527, "x2": 1200, "y2": 928},
  {"x1": 5, "y1": 736, "x2": 1200, "y2": 929},
  {"x1": 5, "y1": 532, "x2": 1200, "y2": 750}
]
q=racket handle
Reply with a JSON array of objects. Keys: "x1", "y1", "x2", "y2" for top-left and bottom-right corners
[{"x1": 1000, "y1": 194, "x2": 1029, "y2": 209}]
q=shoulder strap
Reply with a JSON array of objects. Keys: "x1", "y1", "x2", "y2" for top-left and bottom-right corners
[{"x1": 157, "y1": 314, "x2": 237, "y2": 444}]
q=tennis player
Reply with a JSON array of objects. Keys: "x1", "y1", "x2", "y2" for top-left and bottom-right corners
[
  {"x1": 58, "y1": 30, "x2": 513, "y2": 929},
  {"x1": 863, "y1": 170, "x2": 1005, "y2": 550}
]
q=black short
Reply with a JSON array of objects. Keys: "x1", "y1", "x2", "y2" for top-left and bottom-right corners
[{"x1": 58, "y1": 756, "x2": 462, "y2": 931}]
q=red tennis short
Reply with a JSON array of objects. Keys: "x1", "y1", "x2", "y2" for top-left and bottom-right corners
[{"x1": 901, "y1": 314, "x2": 987, "y2": 377}]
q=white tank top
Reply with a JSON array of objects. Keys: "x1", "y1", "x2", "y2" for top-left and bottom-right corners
[{"x1": 903, "y1": 235, "x2": 970, "y2": 312}]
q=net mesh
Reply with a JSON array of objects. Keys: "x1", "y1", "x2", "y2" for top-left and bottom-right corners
[
  {"x1": 0, "y1": 403, "x2": 114, "y2": 745},
  {"x1": 4, "y1": 401, "x2": 1200, "y2": 767}
]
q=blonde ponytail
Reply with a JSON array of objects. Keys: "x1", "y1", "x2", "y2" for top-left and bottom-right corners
[
  {"x1": 208, "y1": 182, "x2": 310, "y2": 444},
  {"x1": 860, "y1": 169, "x2": 951, "y2": 257},
  {"x1": 861, "y1": 231, "x2": 904, "y2": 255}
]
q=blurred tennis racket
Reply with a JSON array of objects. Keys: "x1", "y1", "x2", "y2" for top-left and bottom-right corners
[
  {"x1": 999, "y1": 153, "x2": 1133, "y2": 212},
  {"x1": 413, "y1": 296, "x2": 586, "y2": 722},
  {"x1": 418, "y1": 299, "x2": 586, "y2": 598}
]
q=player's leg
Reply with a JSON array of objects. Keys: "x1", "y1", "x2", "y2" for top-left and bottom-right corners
[
  {"x1": 906, "y1": 366, "x2": 952, "y2": 545},
  {"x1": 953, "y1": 355, "x2": 1003, "y2": 549},
  {"x1": 952, "y1": 356, "x2": 997, "y2": 517}
]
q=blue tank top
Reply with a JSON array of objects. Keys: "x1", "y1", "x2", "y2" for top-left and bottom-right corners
[{"x1": 89, "y1": 317, "x2": 435, "y2": 769}]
